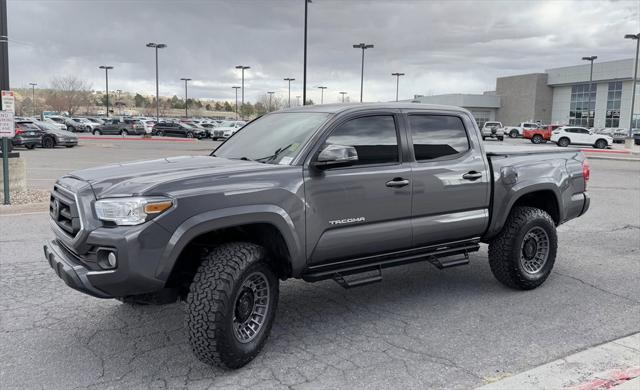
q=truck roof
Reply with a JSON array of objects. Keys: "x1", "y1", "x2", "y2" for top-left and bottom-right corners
[{"x1": 277, "y1": 102, "x2": 470, "y2": 115}]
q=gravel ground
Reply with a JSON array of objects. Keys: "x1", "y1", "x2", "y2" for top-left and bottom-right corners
[{"x1": 0, "y1": 188, "x2": 50, "y2": 205}]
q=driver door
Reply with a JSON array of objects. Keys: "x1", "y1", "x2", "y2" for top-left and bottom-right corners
[{"x1": 303, "y1": 113, "x2": 412, "y2": 265}]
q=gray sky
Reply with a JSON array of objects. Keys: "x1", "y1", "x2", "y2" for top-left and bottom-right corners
[{"x1": 7, "y1": 0, "x2": 640, "y2": 103}]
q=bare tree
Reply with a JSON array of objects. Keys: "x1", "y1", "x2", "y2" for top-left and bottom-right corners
[
  {"x1": 46, "y1": 75, "x2": 92, "y2": 115},
  {"x1": 256, "y1": 93, "x2": 286, "y2": 113}
]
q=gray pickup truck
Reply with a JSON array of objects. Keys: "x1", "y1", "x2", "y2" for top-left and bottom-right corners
[{"x1": 44, "y1": 103, "x2": 590, "y2": 368}]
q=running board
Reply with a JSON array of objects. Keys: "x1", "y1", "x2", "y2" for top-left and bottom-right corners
[{"x1": 302, "y1": 239, "x2": 480, "y2": 287}]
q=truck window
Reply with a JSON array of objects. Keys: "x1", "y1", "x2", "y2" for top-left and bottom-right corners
[
  {"x1": 408, "y1": 115, "x2": 469, "y2": 160},
  {"x1": 324, "y1": 115, "x2": 399, "y2": 166}
]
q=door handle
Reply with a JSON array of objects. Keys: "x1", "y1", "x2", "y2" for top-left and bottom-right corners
[
  {"x1": 462, "y1": 171, "x2": 483, "y2": 180},
  {"x1": 386, "y1": 178, "x2": 410, "y2": 188}
]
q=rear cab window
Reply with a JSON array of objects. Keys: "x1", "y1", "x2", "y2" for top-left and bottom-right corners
[{"x1": 408, "y1": 114, "x2": 470, "y2": 161}]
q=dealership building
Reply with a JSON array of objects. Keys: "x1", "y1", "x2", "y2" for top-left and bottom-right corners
[{"x1": 407, "y1": 58, "x2": 639, "y2": 130}]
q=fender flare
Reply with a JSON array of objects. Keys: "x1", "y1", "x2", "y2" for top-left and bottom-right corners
[{"x1": 154, "y1": 205, "x2": 303, "y2": 281}]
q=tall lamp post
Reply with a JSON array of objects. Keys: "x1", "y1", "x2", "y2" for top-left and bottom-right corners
[
  {"x1": 235, "y1": 65, "x2": 250, "y2": 109},
  {"x1": 180, "y1": 78, "x2": 191, "y2": 118},
  {"x1": 146, "y1": 42, "x2": 167, "y2": 123},
  {"x1": 232, "y1": 86, "x2": 241, "y2": 119},
  {"x1": 353, "y1": 43, "x2": 374, "y2": 102},
  {"x1": 581, "y1": 56, "x2": 597, "y2": 128},
  {"x1": 98, "y1": 65, "x2": 113, "y2": 117},
  {"x1": 317, "y1": 86, "x2": 327, "y2": 104},
  {"x1": 391, "y1": 72, "x2": 404, "y2": 102},
  {"x1": 29, "y1": 82, "x2": 37, "y2": 116},
  {"x1": 302, "y1": 0, "x2": 311, "y2": 106},
  {"x1": 625, "y1": 33, "x2": 640, "y2": 141},
  {"x1": 267, "y1": 91, "x2": 275, "y2": 112},
  {"x1": 339, "y1": 91, "x2": 347, "y2": 103},
  {"x1": 284, "y1": 78, "x2": 295, "y2": 107}
]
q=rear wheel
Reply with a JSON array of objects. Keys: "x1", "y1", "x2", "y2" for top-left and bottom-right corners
[
  {"x1": 532, "y1": 134, "x2": 543, "y2": 144},
  {"x1": 186, "y1": 132, "x2": 194, "y2": 138},
  {"x1": 509, "y1": 129, "x2": 519, "y2": 138},
  {"x1": 186, "y1": 242, "x2": 279, "y2": 369},
  {"x1": 488, "y1": 207, "x2": 557, "y2": 290},
  {"x1": 594, "y1": 139, "x2": 607, "y2": 149},
  {"x1": 42, "y1": 136, "x2": 56, "y2": 149},
  {"x1": 25, "y1": 144, "x2": 36, "y2": 149},
  {"x1": 93, "y1": 129, "x2": 101, "y2": 135},
  {"x1": 120, "y1": 130, "x2": 128, "y2": 136},
  {"x1": 156, "y1": 130, "x2": 164, "y2": 137},
  {"x1": 557, "y1": 137, "x2": 570, "y2": 147}
]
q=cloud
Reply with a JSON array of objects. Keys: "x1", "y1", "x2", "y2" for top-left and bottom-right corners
[{"x1": 6, "y1": 0, "x2": 639, "y2": 103}]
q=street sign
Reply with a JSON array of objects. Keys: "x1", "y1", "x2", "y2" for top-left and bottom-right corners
[
  {"x1": 0, "y1": 110, "x2": 15, "y2": 137},
  {"x1": 1, "y1": 90, "x2": 15, "y2": 114}
]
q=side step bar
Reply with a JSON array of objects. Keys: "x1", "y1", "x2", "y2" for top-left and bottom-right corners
[{"x1": 303, "y1": 239, "x2": 480, "y2": 288}]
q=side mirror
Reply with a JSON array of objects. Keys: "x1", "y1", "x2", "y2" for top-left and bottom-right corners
[{"x1": 312, "y1": 144, "x2": 358, "y2": 169}]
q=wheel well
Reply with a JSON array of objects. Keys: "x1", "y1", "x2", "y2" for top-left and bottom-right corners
[
  {"x1": 165, "y1": 223, "x2": 292, "y2": 298},
  {"x1": 512, "y1": 190, "x2": 560, "y2": 225}
]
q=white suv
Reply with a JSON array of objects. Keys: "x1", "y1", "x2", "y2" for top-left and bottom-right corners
[
  {"x1": 481, "y1": 121, "x2": 504, "y2": 141},
  {"x1": 551, "y1": 126, "x2": 613, "y2": 149}
]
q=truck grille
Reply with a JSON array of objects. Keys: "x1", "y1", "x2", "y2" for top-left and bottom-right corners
[{"x1": 50, "y1": 185, "x2": 81, "y2": 238}]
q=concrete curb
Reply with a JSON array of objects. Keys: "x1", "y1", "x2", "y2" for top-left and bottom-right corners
[
  {"x1": 0, "y1": 201, "x2": 49, "y2": 216},
  {"x1": 475, "y1": 333, "x2": 640, "y2": 390},
  {"x1": 78, "y1": 136, "x2": 198, "y2": 143}
]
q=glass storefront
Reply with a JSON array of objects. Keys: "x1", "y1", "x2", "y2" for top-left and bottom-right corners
[
  {"x1": 569, "y1": 84, "x2": 596, "y2": 127},
  {"x1": 605, "y1": 81, "x2": 623, "y2": 128},
  {"x1": 471, "y1": 111, "x2": 490, "y2": 128}
]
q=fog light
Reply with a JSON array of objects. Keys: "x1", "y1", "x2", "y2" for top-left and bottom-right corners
[
  {"x1": 107, "y1": 252, "x2": 117, "y2": 268},
  {"x1": 97, "y1": 248, "x2": 118, "y2": 270}
]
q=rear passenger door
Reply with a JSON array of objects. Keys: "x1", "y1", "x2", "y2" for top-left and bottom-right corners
[
  {"x1": 406, "y1": 112, "x2": 490, "y2": 247},
  {"x1": 304, "y1": 113, "x2": 413, "y2": 265}
]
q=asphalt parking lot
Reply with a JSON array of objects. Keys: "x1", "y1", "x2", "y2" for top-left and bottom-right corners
[{"x1": 1, "y1": 138, "x2": 639, "y2": 389}]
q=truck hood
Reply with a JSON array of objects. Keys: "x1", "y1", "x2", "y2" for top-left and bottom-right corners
[{"x1": 67, "y1": 155, "x2": 284, "y2": 198}]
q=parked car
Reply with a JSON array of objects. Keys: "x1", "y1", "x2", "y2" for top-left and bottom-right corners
[
  {"x1": 480, "y1": 121, "x2": 504, "y2": 141},
  {"x1": 13, "y1": 120, "x2": 44, "y2": 149},
  {"x1": 40, "y1": 116, "x2": 67, "y2": 130},
  {"x1": 503, "y1": 122, "x2": 540, "y2": 138},
  {"x1": 211, "y1": 120, "x2": 247, "y2": 140},
  {"x1": 139, "y1": 119, "x2": 156, "y2": 134},
  {"x1": 551, "y1": 126, "x2": 612, "y2": 149},
  {"x1": 94, "y1": 119, "x2": 145, "y2": 136},
  {"x1": 71, "y1": 118, "x2": 101, "y2": 132},
  {"x1": 62, "y1": 117, "x2": 88, "y2": 132},
  {"x1": 44, "y1": 103, "x2": 591, "y2": 369},
  {"x1": 31, "y1": 120, "x2": 78, "y2": 148},
  {"x1": 524, "y1": 124, "x2": 563, "y2": 144},
  {"x1": 152, "y1": 122, "x2": 207, "y2": 138},
  {"x1": 634, "y1": 130, "x2": 640, "y2": 145}
]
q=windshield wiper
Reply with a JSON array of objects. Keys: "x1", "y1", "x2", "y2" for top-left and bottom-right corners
[{"x1": 255, "y1": 143, "x2": 294, "y2": 164}]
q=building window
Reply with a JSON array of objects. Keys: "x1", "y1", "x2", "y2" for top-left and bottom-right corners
[
  {"x1": 569, "y1": 84, "x2": 596, "y2": 127},
  {"x1": 471, "y1": 111, "x2": 490, "y2": 128},
  {"x1": 605, "y1": 81, "x2": 622, "y2": 128},
  {"x1": 633, "y1": 81, "x2": 640, "y2": 131}
]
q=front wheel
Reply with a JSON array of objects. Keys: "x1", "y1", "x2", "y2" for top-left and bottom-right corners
[
  {"x1": 42, "y1": 136, "x2": 55, "y2": 149},
  {"x1": 488, "y1": 207, "x2": 557, "y2": 290},
  {"x1": 186, "y1": 242, "x2": 279, "y2": 369},
  {"x1": 93, "y1": 129, "x2": 101, "y2": 135},
  {"x1": 509, "y1": 129, "x2": 519, "y2": 138},
  {"x1": 186, "y1": 132, "x2": 194, "y2": 138},
  {"x1": 532, "y1": 134, "x2": 543, "y2": 144},
  {"x1": 594, "y1": 139, "x2": 607, "y2": 149},
  {"x1": 557, "y1": 137, "x2": 570, "y2": 147},
  {"x1": 120, "y1": 130, "x2": 128, "y2": 136}
]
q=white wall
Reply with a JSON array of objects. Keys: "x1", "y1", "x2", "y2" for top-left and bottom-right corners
[
  {"x1": 594, "y1": 83, "x2": 608, "y2": 128},
  {"x1": 619, "y1": 80, "x2": 634, "y2": 130}
]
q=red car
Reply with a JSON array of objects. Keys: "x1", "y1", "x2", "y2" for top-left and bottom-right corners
[{"x1": 524, "y1": 124, "x2": 563, "y2": 144}]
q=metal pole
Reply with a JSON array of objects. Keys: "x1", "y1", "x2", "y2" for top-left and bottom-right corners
[
  {"x1": 232, "y1": 86, "x2": 240, "y2": 120},
  {"x1": 30, "y1": 83, "x2": 36, "y2": 116},
  {"x1": 105, "y1": 68, "x2": 109, "y2": 118},
  {"x1": 185, "y1": 79, "x2": 188, "y2": 118},
  {"x1": 288, "y1": 81, "x2": 291, "y2": 107},
  {"x1": 321, "y1": 88, "x2": 323, "y2": 104},
  {"x1": 303, "y1": 0, "x2": 308, "y2": 106},
  {"x1": 1, "y1": 0, "x2": 10, "y2": 204},
  {"x1": 629, "y1": 37, "x2": 639, "y2": 138},
  {"x1": 241, "y1": 68, "x2": 245, "y2": 107},
  {"x1": 588, "y1": 60, "x2": 593, "y2": 127},
  {"x1": 360, "y1": 47, "x2": 364, "y2": 102},
  {"x1": 267, "y1": 91, "x2": 274, "y2": 112},
  {"x1": 155, "y1": 47, "x2": 159, "y2": 122}
]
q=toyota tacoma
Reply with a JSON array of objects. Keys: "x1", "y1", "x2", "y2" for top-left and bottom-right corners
[{"x1": 44, "y1": 103, "x2": 590, "y2": 368}]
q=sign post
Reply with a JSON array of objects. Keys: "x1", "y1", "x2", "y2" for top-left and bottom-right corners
[{"x1": 0, "y1": 109, "x2": 13, "y2": 204}]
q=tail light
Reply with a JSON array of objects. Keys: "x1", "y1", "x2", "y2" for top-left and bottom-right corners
[
  {"x1": 582, "y1": 159, "x2": 590, "y2": 185},
  {"x1": 15, "y1": 129, "x2": 23, "y2": 135}
]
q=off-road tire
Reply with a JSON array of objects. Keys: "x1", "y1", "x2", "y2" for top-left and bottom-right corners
[
  {"x1": 488, "y1": 206, "x2": 557, "y2": 290},
  {"x1": 186, "y1": 242, "x2": 279, "y2": 369}
]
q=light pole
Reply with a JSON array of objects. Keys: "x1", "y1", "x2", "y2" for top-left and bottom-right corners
[
  {"x1": 146, "y1": 42, "x2": 167, "y2": 123},
  {"x1": 391, "y1": 72, "x2": 404, "y2": 102},
  {"x1": 339, "y1": 91, "x2": 347, "y2": 103},
  {"x1": 625, "y1": 33, "x2": 640, "y2": 140},
  {"x1": 116, "y1": 89, "x2": 122, "y2": 115},
  {"x1": 317, "y1": 86, "x2": 327, "y2": 104},
  {"x1": 581, "y1": 56, "x2": 597, "y2": 128},
  {"x1": 29, "y1": 82, "x2": 37, "y2": 116},
  {"x1": 267, "y1": 91, "x2": 275, "y2": 112},
  {"x1": 303, "y1": 0, "x2": 311, "y2": 106},
  {"x1": 180, "y1": 78, "x2": 191, "y2": 118},
  {"x1": 353, "y1": 43, "x2": 373, "y2": 102},
  {"x1": 232, "y1": 86, "x2": 240, "y2": 119},
  {"x1": 235, "y1": 65, "x2": 250, "y2": 108},
  {"x1": 284, "y1": 78, "x2": 295, "y2": 107},
  {"x1": 98, "y1": 65, "x2": 113, "y2": 117}
]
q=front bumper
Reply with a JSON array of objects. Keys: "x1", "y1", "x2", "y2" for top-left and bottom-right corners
[{"x1": 57, "y1": 138, "x2": 78, "y2": 146}]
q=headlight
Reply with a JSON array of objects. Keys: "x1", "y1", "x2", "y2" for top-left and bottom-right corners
[{"x1": 94, "y1": 197, "x2": 173, "y2": 225}]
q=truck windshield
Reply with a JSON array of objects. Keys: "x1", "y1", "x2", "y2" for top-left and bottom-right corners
[{"x1": 213, "y1": 112, "x2": 331, "y2": 164}]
